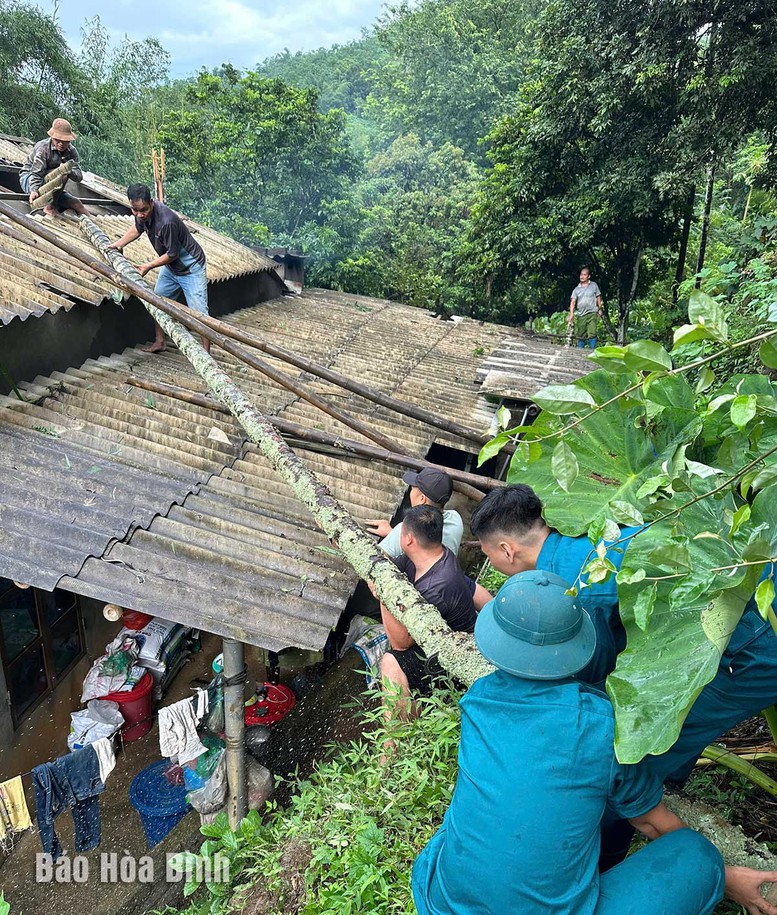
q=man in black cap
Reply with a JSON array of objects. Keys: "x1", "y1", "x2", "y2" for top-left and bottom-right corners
[
  {"x1": 366, "y1": 467, "x2": 464, "y2": 558},
  {"x1": 373, "y1": 506, "x2": 478, "y2": 727}
]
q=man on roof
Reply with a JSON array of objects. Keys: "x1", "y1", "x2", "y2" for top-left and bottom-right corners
[
  {"x1": 19, "y1": 118, "x2": 87, "y2": 217},
  {"x1": 107, "y1": 183, "x2": 211, "y2": 355},
  {"x1": 412, "y1": 570, "x2": 777, "y2": 915}
]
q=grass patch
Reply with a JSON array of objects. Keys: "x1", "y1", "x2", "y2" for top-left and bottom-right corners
[{"x1": 163, "y1": 688, "x2": 463, "y2": 915}]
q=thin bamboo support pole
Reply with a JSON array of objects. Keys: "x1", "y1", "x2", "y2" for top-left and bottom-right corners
[
  {"x1": 194, "y1": 311, "x2": 513, "y2": 451},
  {"x1": 124, "y1": 375, "x2": 505, "y2": 491},
  {"x1": 699, "y1": 744, "x2": 777, "y2": 797},
  {"x1": 29, "y1": 161, "x2": 74, "y2": 210},
  {"x1": 0, "y1": 203, "x2": 492, "y2": 685},
  {"x1": 0, "y1": 219, "x2": 103, "y2": 275}
]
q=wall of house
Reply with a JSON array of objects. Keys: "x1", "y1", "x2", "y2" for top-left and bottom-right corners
[{"x1": 0, "y1": 270, "x2": 285, "y2": 393}]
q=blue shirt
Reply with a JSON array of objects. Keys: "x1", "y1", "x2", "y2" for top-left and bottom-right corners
[
  {"x1": 536, "y1": 528, "x2": 640, "y2": 684},
  {"x1": 412, "y1": 671, "x2": 663, "y2": 915}
]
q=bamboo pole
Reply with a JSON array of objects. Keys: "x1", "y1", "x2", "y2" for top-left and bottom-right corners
[
  {"x1": 193, "y1": 311, "x2": 515, "y2": 451},
  {"x1": 223, "y1": 638, "x2": 247, "y2": 825},
  {"x1": 124, "y1": 375, "x2": 506, "y2": 491},
  {"x1": 29, "y1": 161, "x2": 74, "y2": 211},
  {"x1": 0, "y1": 203, "x2": 492, "y2": 685}
]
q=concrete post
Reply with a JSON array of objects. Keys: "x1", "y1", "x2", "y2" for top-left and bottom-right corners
[{"x1": 222, "y1": 638, "x2": 247, "y2": 827}]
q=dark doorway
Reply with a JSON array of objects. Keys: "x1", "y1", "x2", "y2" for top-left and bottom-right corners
[{"x1": 0, "y1": 579, "x2": 85, "y2": 728}]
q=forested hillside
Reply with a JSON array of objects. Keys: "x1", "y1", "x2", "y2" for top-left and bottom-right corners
[{"x1": 3, "y1": 0, "x2": 777, "y2": 355}]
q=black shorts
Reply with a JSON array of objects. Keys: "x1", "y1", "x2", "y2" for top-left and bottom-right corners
[
  {"x1": 54, "y1": 190, "x2": 79, "y2": 212},
  {"x1": 387, "y1": 648, "x2": 446, "y2": 695}
]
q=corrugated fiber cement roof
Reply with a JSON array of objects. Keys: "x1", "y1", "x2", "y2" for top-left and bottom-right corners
[{"x1": 0, "y1": 289, "x2": 591, "y2": 651}]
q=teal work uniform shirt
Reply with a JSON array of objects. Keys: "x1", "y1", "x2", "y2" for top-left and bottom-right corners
[
  {"x1": 536, "y1": 528, "x2": 641, "y2": 684},
  {"x1": 412, "y1": 671, "x2": 663, "y2": 915}
]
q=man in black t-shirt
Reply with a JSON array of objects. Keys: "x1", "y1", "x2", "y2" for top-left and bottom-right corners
[
  {"x1": 374, "y1": 505, "x2": 480, "y2": 725},
  {"x1": 107, "y1": 183, "x2": 210, "y2": 354}
]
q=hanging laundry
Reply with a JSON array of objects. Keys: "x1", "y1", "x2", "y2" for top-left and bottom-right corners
[
  {"x1": 32, "y1": 745, "x2": 105, "y2": 860},
  {"x1": 158, "y1": 698, "x2": 207, "y2": 765},
  {"x1": 192, "y1": 687, "x2": 209, "y2": 722},
  {"x1": 92, "y1": 737, "x2": 116, "y2": 784},
  {"x1": 0, "y1": 776, "x2": 32, "y2": 848}
]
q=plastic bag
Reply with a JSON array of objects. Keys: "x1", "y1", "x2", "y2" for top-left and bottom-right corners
[
  {"x1": 204, "y1": 675, "x2": 225, "y2": 734},
  {"x1": 81, "y1": 639, "x2": 139, "y2": 701},
  {"x1": 189, "y1": 756, "x2": 274, "y2": 820},
  {"x1": 68, "y1": 700, "x2": 124, "y2": 751},
  {"x1": 187, "y1": 753, "x2": 227, "y2": 815}
]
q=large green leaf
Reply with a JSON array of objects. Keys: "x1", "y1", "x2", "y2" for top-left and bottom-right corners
[
  {"x1": 608, "y1": 481, "x2": 770, "y2": 763},
  {"x1": 510, "y1": 369, "x2": 703, "y2": 535},
  {"x1": 532, "y1": 383, "x2": 596, "y2": 415}
]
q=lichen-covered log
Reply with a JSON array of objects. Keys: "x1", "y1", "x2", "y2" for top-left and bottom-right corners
[
  {"x1": 664, "y1": 793, "x2": 777, "y2": 871},
  {"x1": 0, "y1": 204, "x2": 494, "y2": 684},
  {"x1": 78, "y1": 216, "x2": 492, "y2": 683}
]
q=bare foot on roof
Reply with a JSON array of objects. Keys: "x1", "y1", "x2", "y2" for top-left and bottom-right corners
[
  {"x1": 42, "y1": 204, "x2": 58, "y2": 217},
  {"x1": 141, "y1": 341, "x2": 166, "y2": 353}
]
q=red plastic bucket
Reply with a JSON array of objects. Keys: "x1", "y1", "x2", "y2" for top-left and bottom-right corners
[
  {"x1": 103, "y1": 671, "x2": 155, "y2": 742},
  {"x1": 122, "y1": 610, "x2": 154, "y2": 631},
  {"x1": 244, "y1": 683, "x2": 296, "y2": 726}
]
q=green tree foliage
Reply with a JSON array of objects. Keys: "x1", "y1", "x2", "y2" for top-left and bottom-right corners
[
  {"x1": 304, "y1": 134, "x2": 479, "y2": 311},
  {"x1": 464, "y1": 0, "x2": 777, "y2": 341},
  {"x1": 157, "y1": 68, "x2": 357, "y2": 247},
  {"x1": 257, "y1": 37, "x2": 386, "y2": 116},
  {"x1": 369, "y1": 0, "x2": 536, "y2": 158},
  {"x1": 481, "y1": 286, "x2": 777, "y2": 764},
  {"x1": 74, "y1": 16, "x2": 171, "y2": 183},
  {"x1": 0, "y1": 0, "x2": 80, "y2": 138}
]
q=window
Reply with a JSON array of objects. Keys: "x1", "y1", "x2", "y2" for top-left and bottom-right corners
[{"x1": 0, "y1": 579, "x2": 85, "y2": 728}]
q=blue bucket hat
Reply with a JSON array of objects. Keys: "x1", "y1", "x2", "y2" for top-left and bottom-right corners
[{"x1": 475, "y1": 570, "x2": 596, "y2": 680}]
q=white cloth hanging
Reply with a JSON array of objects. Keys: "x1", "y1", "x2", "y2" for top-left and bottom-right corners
[{"x1": 158, "y1": 698, "x2": 207, "y2": 764}]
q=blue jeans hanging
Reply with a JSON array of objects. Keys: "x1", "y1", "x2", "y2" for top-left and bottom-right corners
[{"x1": 32, "y1": 745, "x2": 104, "y2": 859}]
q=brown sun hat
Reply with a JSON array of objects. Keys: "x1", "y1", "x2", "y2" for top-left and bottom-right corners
[{"x1": 47, "y1": 118, "x2": 76, "y2": 142}]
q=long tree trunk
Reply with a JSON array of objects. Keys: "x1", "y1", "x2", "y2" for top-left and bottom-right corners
[
  {"x1": 672, "y1": 186, "x2": 696, "y2": 307},
  {"x1": 0, "y1": 203, "x2": 493, "y2": 685},
  {"x1": 694, "y1": 164, "x2": 716, "y2": 288},
  {"x1": 617, "y1": 240, "x2": 644, "y2": 345}
]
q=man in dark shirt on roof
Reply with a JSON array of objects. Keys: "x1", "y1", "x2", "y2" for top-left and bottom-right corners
[
  {"x1": 373, "y1": 505, "x2": 479, "y2": 727},
  {"x1": 107, "y1": 183, "x2": 210, "y2": 354}
]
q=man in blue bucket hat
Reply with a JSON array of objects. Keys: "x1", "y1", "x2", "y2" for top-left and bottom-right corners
[{"x1": 411, "y1": 571, "x2": 777, "y2": 915}]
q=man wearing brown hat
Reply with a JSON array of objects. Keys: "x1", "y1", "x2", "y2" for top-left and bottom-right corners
[
  {"x1": 366, "y1": 467, "x2": 465, "y2": 558},
  {"x1": 20, "y1": 118, "x2": 87, "y2": 217}
]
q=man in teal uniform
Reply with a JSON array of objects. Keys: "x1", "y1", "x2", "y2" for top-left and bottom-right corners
[
  {"x1": 412, "y1": 572, "x2": 775, "y2": 915},
  {"x1": 470, "y1": 484, "x2": 639, "y2": 685},
  {"x1": 470, "y1": 485, "x2": 777, "y2": 862}
]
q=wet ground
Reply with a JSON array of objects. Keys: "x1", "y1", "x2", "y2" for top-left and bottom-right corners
[
  {"x1": 0, "y1": 627, "x2": 376, "y2": 915},
  {"x1": 0, "y1": 632, "x2": 263, "y2": 914}
]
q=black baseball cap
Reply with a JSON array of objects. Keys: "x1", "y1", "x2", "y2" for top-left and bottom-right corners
[{"x1": 402, "y1": 467, "x2": 453, "y2": 506}]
